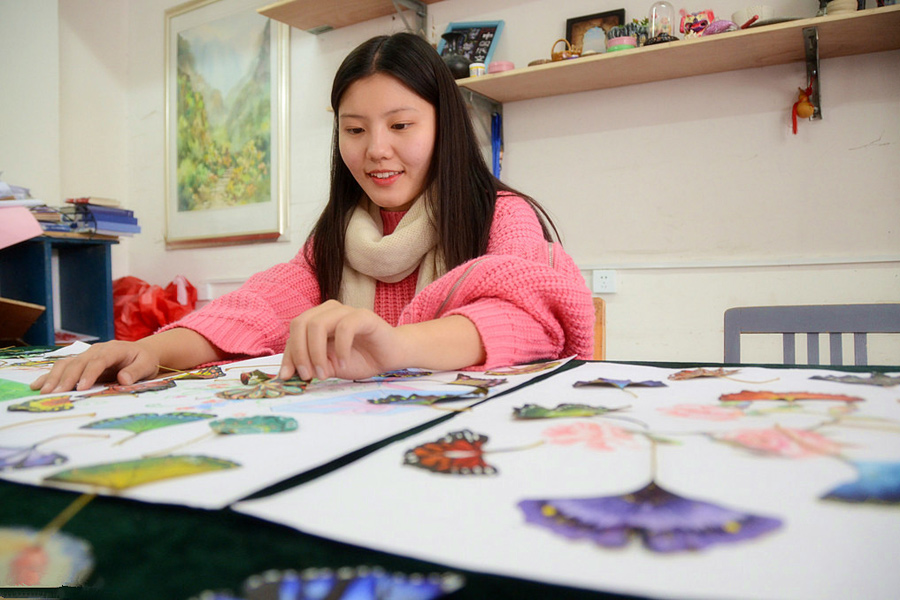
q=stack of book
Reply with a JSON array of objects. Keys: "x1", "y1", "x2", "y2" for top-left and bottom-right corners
[{"x1": 48, "y1": 197, "x2": 142, "y2": 238}]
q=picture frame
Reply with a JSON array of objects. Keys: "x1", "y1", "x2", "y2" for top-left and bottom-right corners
[
  {"x1": 566, "y1": 9, "x2": 626, "y2": 52},
  {"x1": 435, "y1": 20, "x2": 505, "y2": 66},
  {"x1": 164, "y1": 0, "x2": 290, "y2": 249}
]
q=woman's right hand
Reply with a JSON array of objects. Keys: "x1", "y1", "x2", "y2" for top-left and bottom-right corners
[
  {"x1": 29, "y1": 328, "x2": 225, "y2": 394},
  {"x1": 29, "y1": 339, "x2": 163, "y2": 394}
]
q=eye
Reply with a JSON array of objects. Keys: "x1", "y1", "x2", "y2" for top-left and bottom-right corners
[
  {"x1": 392, "y1": 122, "x2": 412, "y2": 131},
  {"x1": 343, "y1": 126, "x2": 364, "y2": 135}
]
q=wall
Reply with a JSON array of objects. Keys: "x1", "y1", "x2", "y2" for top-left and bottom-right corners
[
  {"x1": 4, "y1": 0, "x2": 898, "y2": 363},
  {"x1": 0, "y1": 0, "x2": 60, "y2": 204}
]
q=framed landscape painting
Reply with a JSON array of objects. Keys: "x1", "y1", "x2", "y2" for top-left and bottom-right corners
[{"x1": 165, "y1": 0, "x2": 289, "y2": 248}]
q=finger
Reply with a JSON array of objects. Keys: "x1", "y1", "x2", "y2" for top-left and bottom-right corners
[
  {"x1": 278, "y1": 345, "x2": 297, "y2": 380},
  {"x1": 286, "y1": 317, "x2": 314, "y2": 381},
  {"x1": 44, "y1": 357, "x2": 89, "y2": 394},
  {"x1": 305, "y1": 314, "x2": 332, "y2": 380},
  {"x1": 30, "y1": 373, "x2": 48, "y2": 391},
  {"x1": 332, "y1": 311, "x2": 365, "y2": 373},
  {"x1": 117, "y1": 351, "x2": 159, "y2": 387}
]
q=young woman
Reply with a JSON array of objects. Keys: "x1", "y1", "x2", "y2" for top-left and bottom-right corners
[{"x1": 33, "y1": 32, "x2": 593, "y2": 394}]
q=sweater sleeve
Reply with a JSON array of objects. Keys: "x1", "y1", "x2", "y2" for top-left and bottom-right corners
[
  {"x1": 159, "y1": 251, "x2": 320, "y2": 358},
  {"x1": 398, "y1": 195, "x2": 595, "y2": 369}
]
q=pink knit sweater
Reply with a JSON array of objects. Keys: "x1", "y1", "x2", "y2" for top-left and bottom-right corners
[{"x1": 164, "y1": 194, "x2": 594, "y2": 369}]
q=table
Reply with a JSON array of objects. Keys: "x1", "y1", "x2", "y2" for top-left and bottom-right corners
[{"x1": 1, "y1": 360, "x2": 893, "y2": 600}]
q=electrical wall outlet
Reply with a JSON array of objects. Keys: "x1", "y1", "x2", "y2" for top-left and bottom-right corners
[{"x1": 592, "y1": 269, "x2": 617, "y2": 294}]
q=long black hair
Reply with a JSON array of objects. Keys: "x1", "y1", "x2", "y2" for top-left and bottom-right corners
[{"x1": 307, "y1": 32, "x2": 557, "y2": 302}]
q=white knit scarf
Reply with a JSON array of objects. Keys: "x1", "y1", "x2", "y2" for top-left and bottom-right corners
[{"x1": 340, "y1": 197, "x2": 443, "y2": 310}]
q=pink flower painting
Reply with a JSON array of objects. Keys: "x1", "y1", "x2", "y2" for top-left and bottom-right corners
[
  {"x1": 715, "y1": 427, "x2": 842, "y2": 458},
  {"x1": 542, "y1": 422, "x2": 638, "y2": 451}
]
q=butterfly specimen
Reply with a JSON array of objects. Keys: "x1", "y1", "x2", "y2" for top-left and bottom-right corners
[
  {"x1": 190, "y1": 566, "x2": 464, "y2": 600},
  {"x1": 403, "y1": 430, "x2": 497, "y2": 475},
  {"x1": 79, "y1": 379, "x2": 177, "y2": 398},
  {"x1": 574, "y1": 377, "x2": 667, "y2": 397},
  {"x1": 0, "y1": 444, "x2": 67, "y2": 470},
  {"x1": 7, "y1": 395, "x2": 77, "y2": 413}
]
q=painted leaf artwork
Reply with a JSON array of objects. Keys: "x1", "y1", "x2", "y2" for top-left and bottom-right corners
[
  {"x1": 519, "y1": 481, "x2": 783, "y2": 553},
  {"x1": 668, "y1": 367, "x2": 740, "y2": 381},
  {"x1": 720, "y1": 390, "x2": 863, "y2": 404},
  {"x1": 821, "y1": 461, "x2": 900, "y2": 504},
  {"x1": 810, "y1": 373, "x2": 900, "y2": 387},
  {"x1": 359, "y1": 368, "x2": 435, "y2": 381},
  {"x1": 513, "y1": 403, "x2": 627, "y2": 419},
  {"x1": 573, "y1": 377, "x2": 667, "y2": 392},
  {"x1": 484, "y1": 360, "x2": 563, "y2": 376},
  {"x1": 8, "y1": 358, "x2": 61, "y2": 369},
  {"x1": 81, "y1": 412, "x2": 215, "y2": 439},
  {"x1": 217, "y1": 371, "x2": 309, "y2": 400},
  {"x1": 79, "y1": 379, "x2": 177, "y2": 398},
  {"x1": 7, "y1": 395, "x2": 75, "y2": 413},
  {"x1": 171, "y1": 365, "x2": 226, "y2": 380},
  {"x1": 403, "y1": 430, "x2": 497, "y2": 475},
  {"x1": 0, "y1": 378, "x2": 40, "y2": 402},
  {"x1": 44, "y1": 455, "x2": 239, "y2": 491},
  {"x1": 0, "y1": 445, "x2": 67, "y2": 470},
  {"x1": 209, "y1": 415, "x2": 297, "y2": 435},
  {"x1": 367, "y1": 391, "x2": 475, "y2": 406},
  {"x1": 202, "y1": 566, "x2": 464, "y2": 600},
  {"x1": 0, "y1": 347, "x2": 54, "y2": 360},
  {"x1": 447, "y1": 374, "x2": 508, "y2": 391}
]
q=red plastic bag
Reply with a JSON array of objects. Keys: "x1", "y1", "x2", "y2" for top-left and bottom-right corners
[{"x1": 113, "y1": 275, "x2": 197, "y2": 341}]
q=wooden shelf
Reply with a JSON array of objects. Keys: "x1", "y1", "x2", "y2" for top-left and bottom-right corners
[
  {"x1": 259, "y1": 0, "x2": 441, "y2": 33},
  {"x1": 459, "y1": 6, "x2": 900, "y2": 103}
]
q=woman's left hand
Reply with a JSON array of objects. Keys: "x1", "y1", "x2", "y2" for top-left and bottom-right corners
[{"x1": 279, "y1": 300, "x2": 405, "y2": 381}]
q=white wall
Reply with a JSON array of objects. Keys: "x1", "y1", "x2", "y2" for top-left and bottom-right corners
[
  {"x1": 0, "y1": 0, "x2": 60, "y2": 204},
  {"x1": 5, "y1": 0, "x2": 899, "y2": 364}
]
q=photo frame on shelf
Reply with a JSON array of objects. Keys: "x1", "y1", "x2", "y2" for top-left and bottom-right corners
[
  {"x1": 164, "y1": 0, "x2": 290, "y2": 249},
  {"x1": 436, "y1": 21, "x2": 505, "y2": 66},
  {"x1": 566, "y1": 9, "x2": 626, "y2": 52}
]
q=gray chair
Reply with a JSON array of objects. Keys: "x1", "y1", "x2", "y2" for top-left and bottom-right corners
[{"x1": 724, "y1": 304, "x2": 900, "y2": 365}]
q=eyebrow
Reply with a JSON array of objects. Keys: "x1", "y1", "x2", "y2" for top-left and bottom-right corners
[{"x1": 338, "y1": 106, "x2": 420, "y2": 120}]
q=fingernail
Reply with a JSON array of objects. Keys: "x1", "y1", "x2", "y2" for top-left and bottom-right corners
[
  {"x1": 315, "y1": 366, "x2": 326, "y2": 380},
  {"x1": 298, "y1": 366, "x2": 311, "y2": 381}
]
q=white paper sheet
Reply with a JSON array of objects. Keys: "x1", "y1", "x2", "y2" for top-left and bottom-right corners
[
  {"x1": 0, "y1": 350, "x2": 568, "y2": 508},
  {"x1": 235, "y1": 361, "x2": 900, "y2": 600}
]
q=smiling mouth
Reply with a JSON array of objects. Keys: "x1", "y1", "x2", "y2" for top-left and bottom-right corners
[{"x1": 368, "y1": 170, "x2": 402, "y2": 180}]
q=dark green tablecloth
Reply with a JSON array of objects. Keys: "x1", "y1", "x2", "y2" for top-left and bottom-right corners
[{"x1": 3, "y1": 360, "x2": 892, "y2": 599}]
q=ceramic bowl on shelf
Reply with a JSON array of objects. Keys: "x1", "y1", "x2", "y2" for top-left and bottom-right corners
[
  {"x1": 606, "y1": 35, "x2": 637, "y2": 51},
  {"x1": 488, "y1": 60, "x2": 515, "y2": 73}
]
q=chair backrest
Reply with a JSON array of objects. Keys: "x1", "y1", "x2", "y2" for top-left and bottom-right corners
[
  {"x1": 724, "y1": 304, "x2": 900, "y2": 365},
  {"x1": 593, "y1": 296, "x2": 606, "y2": 360}
]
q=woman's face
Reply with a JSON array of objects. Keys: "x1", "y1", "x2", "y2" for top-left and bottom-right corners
[{"x1": 338, "y1": 73, "x2": 436, "y2": 212}]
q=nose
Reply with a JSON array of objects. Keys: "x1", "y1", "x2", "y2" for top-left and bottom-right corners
[{"x1": 366, "y1": 127, "x2": 392, "y2": 161}]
